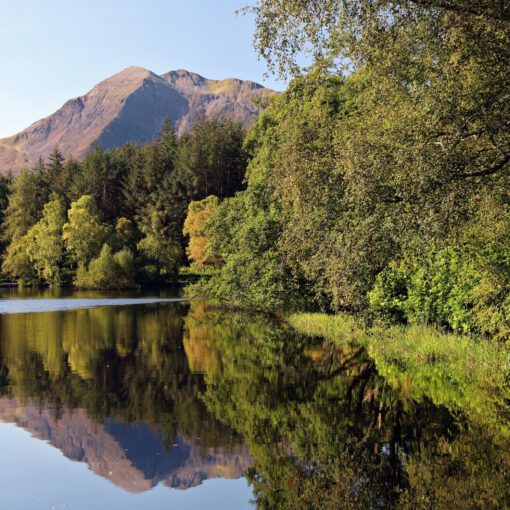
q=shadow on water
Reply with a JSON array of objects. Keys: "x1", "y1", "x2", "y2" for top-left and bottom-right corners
[{"x1": 0, "y1": 293, "x2": 508, "y2": 508}]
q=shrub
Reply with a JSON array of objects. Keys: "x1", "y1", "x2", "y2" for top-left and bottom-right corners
[
  {"x1": 368, "y1": 261, "x2": 409, "y2": 323},
  {"x1": 368, "y1": 246, "x2": 510, "y2": 339},
  {"x1": 75, "y1": 244, "x2": 135, "y2": 289}
]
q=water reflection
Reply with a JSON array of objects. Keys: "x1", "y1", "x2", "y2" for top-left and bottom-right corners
[
  {"x1": 0, "y1": 299, "x2": 509, "y2": 509},
  {"x1": 0, "y1": 301, "x2": 251, "y2": 496},
  {"x1": 186, "y1": 304, "x2": 510, "y2": 510}
]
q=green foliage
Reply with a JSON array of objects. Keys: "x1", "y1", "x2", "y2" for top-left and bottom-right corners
[
  {"x1": 137, "y1": 204, "x2": 182, "y2": 279},
  {"x1": 114, "y1": 217, "x2": 136, "y2": 249},
  {"x1": 0, "y1": 175, "x2": 10, "y2": 238},
  {"x1": 368, "y1": 237, "x2": 510, "y2": 339},
  {"x1": 75, "y1": 243, "x2": 135, "y2": 289},
  {"x1": 210, "y1": 1, "x2": 510, "y2": 325},
  {"x1": 248, "y1": 1, "x2": 510, "y2": 79},
  {"x1": 71, "y1": 145, "x2": 128, "y2": 220},
  {"x1": 0, "y1": 117, "x2": 247, "y2": 287},
  {"x1": 44, "y1": 148, "x2": 74, "y2": 204},
  {"x1": 1, "y1": 235, "x2": 35, "y2": 283},
  {"x1": 405, "y1": 249, "x2": 477, "y2": 328},
  {"x1": 177, "y1": 117, "x2": 247, "y2": 200},
  {"x1": 24, "y1": 196, "x2": 66, "y2": 285},
  {"x1": 187, "y1": 78, "x2": 346, "y2": 310},
  {"x1": 182, "y1": 195, "x2": 220, "y2": 271},
  {"x1": 2, "y1": 165, "x2": 49, "y2": 244},
  {"x1": 187, "y1": 182, "x2": 298, "y2": 311},
  {"x1": 113, "y1": 246, "x2": 135, "y2": 279},
  {"x1": 63, "y1": 195, "x2": 110, "y2": 267},
  {"x1": 2, "y1": 195, "x2": 66, "y2": 285},
  {"x1": 368, "y1": 261, "x2": 410, "y2": 323}
]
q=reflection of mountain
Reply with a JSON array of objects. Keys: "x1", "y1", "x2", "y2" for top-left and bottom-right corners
[{"x1": 0, "y1": 398, "x2": 251, "y2": 493}]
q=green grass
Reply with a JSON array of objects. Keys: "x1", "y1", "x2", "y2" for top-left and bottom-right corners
[{"x1": 289, "y1": 313, "x2": 510, "y2": 432}]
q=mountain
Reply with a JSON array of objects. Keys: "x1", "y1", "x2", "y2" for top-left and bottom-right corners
[{"x1": 0, "y1": 66, "x2": 277, "y2": 175}]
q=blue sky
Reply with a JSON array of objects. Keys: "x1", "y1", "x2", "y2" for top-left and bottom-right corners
[{"x1": 0, "y1": 0, "x2": 285, "y2": 138}]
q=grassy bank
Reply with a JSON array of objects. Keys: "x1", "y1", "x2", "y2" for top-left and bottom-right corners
[{"x1": 288, "y1": 313, "x2": 510, "y2": 431}]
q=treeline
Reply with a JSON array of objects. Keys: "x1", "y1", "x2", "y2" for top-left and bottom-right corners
[
  {"x1": 183, "y1": 1, "x2": 510, "y2": 339},
  {"x1": 0, "y1": 118, "x2": 246, "y2": 287}
]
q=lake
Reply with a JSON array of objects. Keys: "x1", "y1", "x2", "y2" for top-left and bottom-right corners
[{"x1": 0, "y1": 289, "x2": 508, "y2": 509}]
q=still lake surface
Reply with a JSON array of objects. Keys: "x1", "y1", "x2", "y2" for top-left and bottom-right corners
[{"x1": 0, "y1": 288, "x2": 508, "y2": 509}]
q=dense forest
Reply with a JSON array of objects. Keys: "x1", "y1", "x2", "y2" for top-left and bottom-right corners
[
  {"x1": 3, "y1": 1, "x2": 510, "y2": 339},
  {"x1": 0, "y1": 117, "x2": 247, "y2": 288}
]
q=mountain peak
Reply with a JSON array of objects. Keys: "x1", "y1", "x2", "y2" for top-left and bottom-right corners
[
  {"x1": 108, "y1": 66, "x2": 160, "y2": 82},
  {"x1": 89, "y1": 66, "x2": 165, "y2": 98}
]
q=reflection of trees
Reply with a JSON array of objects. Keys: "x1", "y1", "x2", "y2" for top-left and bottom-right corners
[
  {"x1": 185, "y1": 304, "x2": 510, "y2": 509},
  {"x1": 399, "y1": 425, "x2": 510, "y2": 509},
  {"x1": 0, "y1": 303, "x2": 237, "y2": 449}
]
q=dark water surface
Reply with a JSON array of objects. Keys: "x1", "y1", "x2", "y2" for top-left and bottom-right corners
[{"x1": 0, "y1": 289, "x2": 508, "y2": 509}]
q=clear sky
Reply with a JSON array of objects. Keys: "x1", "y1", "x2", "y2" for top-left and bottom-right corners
[{"x1": 0, "y1": 0, "x2": 285, "y2": 138}]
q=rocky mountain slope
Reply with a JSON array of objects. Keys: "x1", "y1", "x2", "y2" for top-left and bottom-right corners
[{"x1": 0, "y1": 66, "x2": 276, "y2": 174}]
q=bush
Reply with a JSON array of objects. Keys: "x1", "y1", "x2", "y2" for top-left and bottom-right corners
[
  {"x1": 75, "y1": 244, "x2": 136, "y2": 289},
  {"x1": 368, "y1": 246, "x2": 510, "y2": 339},
  {"x1": 368, "y1": 261, "x2": 409, "y2": 323}
]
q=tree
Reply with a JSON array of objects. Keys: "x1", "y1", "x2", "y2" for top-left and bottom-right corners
[
  {"x1": 0, "y1": 118, "x2": 248, "y2": 287},
  {"x1": 71, "y1": 145, "x2": 128, "y2": 221},
  {"x1": 1, "y1": 235, "x2": 34, "y2": 283},
  {"x1": 0, "y1": 175, "x2": 10, "y2": 230},
  {"x1": 177, "y1": 117, "x2": 247, "y2": 200},
  {"x1": 2, "y1": 165, "x2": 49, "y2": 244},
  {"x1": 183, "y1": 196, "x2": 220, "y2": 270},
  {"x1": 114, "y1": 217, "x2": 137, "y2": 249},
  {"x1": 137, "y1": 203, "x2": 182, "y2": 280},
  {"x1": 187, "y1": 75, "x2": 346, "y2": 310},
  {"x1": 1, "y1": 165, "x2": 49, "y2": 282},
  {"x1": 2, "y1": 196, "x2": 66, "y2": 284},
  {"x1": 247, "y1": 1, "x2": 510, "y2": 75},
  {"x1": 0, "y1": 175, "x2": 11, "y2": 256},
  {"x1": 44, "y1": 148, "x2": 74, "y2": 203},
  {"x1": 63, "y1": 195, "x2": 110, "y2": 268},
  {"x1": 159, "y1": 117, "x2": 178, "y2": 163},
  {"x1": 113, "y1": 246, "x2": 136, "y2": 287},
  {"x1": 24, "y1": 196, "x2": 66, "y2": 285},
  {"x1": 186, "y1": 168, "x2": 301, "y2": 311},
  {"x1": 201, "y1": 1, "x2": 509, "y2": 315},
  {"x1": 249, "y1": 1, "x2": 510, "y2": 192}
]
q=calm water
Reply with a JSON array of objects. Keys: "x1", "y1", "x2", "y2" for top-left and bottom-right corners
[{"x1": 0, "y1": 289, "x2": 509, "y2": 509}]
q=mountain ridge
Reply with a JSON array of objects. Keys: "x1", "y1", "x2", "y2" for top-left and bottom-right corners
[{"x1": 0, "y1": 66, "x2": 277, "y2": 174}]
